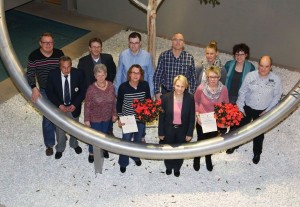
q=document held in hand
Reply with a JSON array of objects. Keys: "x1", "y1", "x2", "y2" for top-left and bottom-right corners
[
  {"x1": 200, "y1": 112, "x2": 217, "y2": 133},
  {"x1": 119, "y1": 115, "x2": 138, "y2": 134}
]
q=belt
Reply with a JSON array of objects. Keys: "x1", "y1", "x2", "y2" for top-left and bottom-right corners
[{"x1": 173, "y1": 124, "x2": 182, "y2": 128}]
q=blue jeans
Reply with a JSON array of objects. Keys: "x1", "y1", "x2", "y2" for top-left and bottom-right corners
[
  {"x1": 118, "y1": 122, "x2": 145, "y2": 167},
  {"x1": 89, "y1": 121, "x2": 111, "y2": 154},
  {"x1": 40, "y1": 89, "x2": 56, "y2": 148}
]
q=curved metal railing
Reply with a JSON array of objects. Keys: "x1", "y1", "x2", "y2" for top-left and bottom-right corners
[{"x1": 0, "y1": 1, "x2": 299, "y2": 162}]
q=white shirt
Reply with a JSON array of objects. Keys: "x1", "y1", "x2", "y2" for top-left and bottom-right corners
[{"x1": 61, "y1": 72, "x2": 71, "y2": 104}]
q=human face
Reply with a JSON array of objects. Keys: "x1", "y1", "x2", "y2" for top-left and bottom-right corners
[
  {"x1": 172, "y1": 33, "x2": 185, "y2": 51},
  {"x1": 129, "y1": 67, "x2": 142, "y2": 83},
  {"x1": 174, "y1": 80, "x2": 186, "y2": 96},
  {"x1": 129, "y1": 37, "x2": 141, "y2": 54},
  {"x1": 94, "y1": 71, "x2": 107, "y2": 83},
  {"x1": 206, "y1": 71, "x2": 220, "y2": 87},
  {"x1": 234, "y1": 51, "x2": 247, "y2": 64},
  {"x1": 89, "y1": 41, "x2": 102, "y2": 58},
  {"x1": 60, "y1": 60, "x2": 72, "y2": 76},
  {"x1": 205, "y1": 47, "x2": 218, "y2": 64},
  {"x1": 39, "y1": 35, "x2": 54, "y2": 54},
  {"x1": 258, "y1": 56, "x2": 272, "y2": 77}
]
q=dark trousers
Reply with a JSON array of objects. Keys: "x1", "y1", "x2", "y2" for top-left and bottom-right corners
[
  {"x1": 241, "y1": 105, "x2": 265, "y2": 156},
  {"x1": 162, "y1": 125, "x2": 187, "y2": 171},
  {"x1": 195, "y1": 123, "x2": 220, "y2": 162}
]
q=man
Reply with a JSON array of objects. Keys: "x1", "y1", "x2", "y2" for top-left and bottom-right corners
[
  {"x1": 26, "y1": 32, "x2": 64, "y2": 156},
  {"x1": 46, "y1": 56, "x2": 85, "y2": 159},
  {"x1": 77, "y1": 37, "x2": 116, "y2": 90},
  {"x1": 154, "y1": 33, "x2": 196, "y2": 100},
  {"x1": 236, "y1": 55, "x2": 283, "y2": 164},
  {"x1": 114, "y1": 32, "x2": 154, "y2": 97},
  {"x1": 77, "y1": 37, "x2": 116, "y2": 136}
]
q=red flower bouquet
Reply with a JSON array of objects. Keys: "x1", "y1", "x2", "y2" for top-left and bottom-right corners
[
  {"x1": 132, "y1": 99, "x2": 163, "y2": 123},
  {"x1": 214, "y1": 102, "x2": 243, "y2": 128}
]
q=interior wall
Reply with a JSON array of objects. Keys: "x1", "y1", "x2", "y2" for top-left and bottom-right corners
[
  {"x1": 76, "y1": 0, "x2": 300, "y2": 70},
  {"x1": 4, "y1": 0, "x2": 32, "y2": 10}
]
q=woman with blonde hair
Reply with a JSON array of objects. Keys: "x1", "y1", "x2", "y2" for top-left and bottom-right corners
[
  {"x1": 158, "y1": 75, "x2": 195, "y2": 177},
  {"x1": 196, "y1": 40, "x2": 227, "y2": 86}
]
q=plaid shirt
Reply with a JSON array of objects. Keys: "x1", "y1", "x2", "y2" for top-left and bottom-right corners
[{"x1": 154, "y1": 49, "x2": 196, "y2": 94}]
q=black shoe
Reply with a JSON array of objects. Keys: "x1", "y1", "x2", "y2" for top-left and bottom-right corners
[
  {"x1": 205, "y1": 156, "x2": 213, "y2": 171},
  {"x1": 120, "y1": 166, "x2": 126, "y2": 173},
  {"x1": 252, "y1": 154, "x2": 260, "y2": 164},
  {"x1": 45, "y1": 147, "x2": 53, "y2": 156},
  {"x1": 74, "y1": 146, "x2": 82, "y2": 154},
  {"x1": 226, "y1": 148, "x2": 235, "y2": 154},
  {"x1": 193, "y1": 157, "x2": 200, "y2": 171},
  {"x1": 166, "y1": 169, "x2": 172, "y2": 175},
  {"x1": 103, "y1": 150, "x2": 109, "y2": 158},
  {"x1": 88, "y1": 155, "x2": 94, "y2": 163},
  {"x1": 174, "y1": 170, "x2": 180, "y2": 177},
  {"x1": 135, "y1": 160, "x2": 142, "y2": 166},
  {"x1": 55, "y1": 152, "x2": 62, "y2": 159}
]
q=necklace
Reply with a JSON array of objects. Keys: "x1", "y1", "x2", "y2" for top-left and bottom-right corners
[{"x1": 96, "y1": 81, "x2": 106, "y2": 89}]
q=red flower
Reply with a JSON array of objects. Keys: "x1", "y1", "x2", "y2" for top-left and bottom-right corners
[
  {"x1": 132, "y1": 98, "x2": 163, "y2": 123},
  {"x1": 214, "y1": 102, "x2": 243, "y2": 127}
]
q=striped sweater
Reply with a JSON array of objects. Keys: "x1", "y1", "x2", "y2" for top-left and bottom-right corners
[
  {"x1": 117, "y1": 81, "x2": 151, "y2": 119},
  {"x1": 26, "y1": 48, "x2": 64, "y2": 89}
]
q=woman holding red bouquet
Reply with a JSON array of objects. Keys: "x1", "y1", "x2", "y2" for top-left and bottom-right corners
[
  {"x1": 194, "y1": 66, "x2": 229, "y2": 171},
  {"x1": 116, "y1": 64, "x2": 151, "y2": 173},
  {"x1": 158, "y1": 75, "x2": 195, "y2": 177}
]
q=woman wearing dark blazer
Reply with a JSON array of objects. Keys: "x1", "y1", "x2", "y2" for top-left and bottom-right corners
[{"x1": 158, "y1": 75, "x2": 195, "y2": 177}]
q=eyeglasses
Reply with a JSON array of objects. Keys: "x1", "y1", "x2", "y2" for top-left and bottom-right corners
[
  {"x1": 208, "y1": 76, "x2": 219, "y2": 79},
  {"x1": 172, "y1": 38, "x2": 184, "y2": 42},
  {"x1": 129, "y1": 42, "x2": 140, "y2": 45},
  {"x1": 41, "y1": 41, "x2": 54, "y2": 45},
  {"x1": 131, "y1": 72, "x2": 141, "y2": 75},
  {"x1": 235, "y1": 53, "x2": 245, "y2": 56}
]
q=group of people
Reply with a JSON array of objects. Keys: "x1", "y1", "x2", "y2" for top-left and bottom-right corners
[{"x1": 26, "y1": 31, "x2": 283, "y2": 177}]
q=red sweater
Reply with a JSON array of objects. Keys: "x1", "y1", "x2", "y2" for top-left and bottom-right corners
[
  {"x1": 84, "y1": 81, "x2": 117, "y2": 122},
  {"x1": 194, "y1": 83, "x2": 229, "y2": 114}
]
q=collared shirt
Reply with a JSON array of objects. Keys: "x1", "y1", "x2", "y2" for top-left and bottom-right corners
[
  {"x1": 114, "y1": 48, "x2": 154, "y2": 96},
  {"x1": 237, "y1": 70, "x2": 283, "y2": 113},
  {"x1": 154, "y1": 49, "x2": 196, "y2": 94},
  {"x1": 61, "y1": 72, "x2": 71, "y2": 104}
]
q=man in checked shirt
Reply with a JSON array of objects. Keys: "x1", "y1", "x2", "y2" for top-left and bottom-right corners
[{"x1": 154, "y1": 33, "x2": 196, "y2": 100}]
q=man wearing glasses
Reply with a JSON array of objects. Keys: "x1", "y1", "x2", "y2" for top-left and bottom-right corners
[
  {"x1": 114, "y1": 32, "x2": 154, "y2": 97},
  {"x1": 154, "y1": 33, "x2": 196, "y2": 100},
  {"x1": 26, "y1": 32, "x2": 64, "y2": 156}
]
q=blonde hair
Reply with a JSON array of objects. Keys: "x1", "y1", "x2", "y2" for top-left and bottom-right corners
[
  {"x1": 206, "y1": 40, "x2": 218, "y2": 52},
  {"x1": 205, "y1": 66, "x2": 221, "y2": 77},
  {"x1": 173, "y1": 75, "x2": 189, "y2": 88}
]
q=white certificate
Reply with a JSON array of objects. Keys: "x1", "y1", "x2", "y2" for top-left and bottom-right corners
[
  {"x1": 200, "y1": 112, "x2": 217, "y2": 133},
  {"x1": 119, "y1": 115, "x2": 138, "y2": 134}
]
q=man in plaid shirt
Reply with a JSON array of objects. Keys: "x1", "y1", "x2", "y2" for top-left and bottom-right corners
[{"x1": 154, "y1": 33, "x2": 196, "y2": 100}]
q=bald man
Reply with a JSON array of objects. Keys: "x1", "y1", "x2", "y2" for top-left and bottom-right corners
[{"x1": 236, "y1": 56, "x2": 283, "y2": 164}]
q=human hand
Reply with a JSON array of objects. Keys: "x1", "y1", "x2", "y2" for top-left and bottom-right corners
[
  {"x1": 185, "y1": 136, "x2": 192, "y2": 142},
  {"x1": 59, "y1": 105, "x2": 68, "y2": 113},
  {"x1": 155, "y1": 93, "x2": 162, "y2": 101},
  {"x1": 84, "y1": 121, "x2": 91, "y2": 127},
  {"x1": 67, "y1": 105, "x2": 76, "y2": 112},
  {"x1": 31, "y1": 87, "x2": 41, "y2": 103},
  {"x1": 159, "y1": 136, "x2": 165, "y2": 140},
  {"x1": 118, "y1": 120, "x2": 124, "y2": 128},
  {"x1": 112, "y1": 116, "x2": 118, "y2": 122}
]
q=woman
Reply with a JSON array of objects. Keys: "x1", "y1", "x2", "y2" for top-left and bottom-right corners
[
  {"x1": 196, "y1": 40, "x2": 227, "y2": 86},
  {"x1": 194, "y1": 66, "x2": 229, "y2": 171},
  {"x1": 84, "y1": 64, "x2": 118, "y2": 163},
  {"x1": 225, "y1": 43, "x2": 255, "y2": 104},
  {"x1": 224, "y1": 43, "x2": 255, "y2": 154},
  {"x1": 117, "y1": 64, "x2": 151, "y2": 173},
  {"x1": 158, "y1": 75, "x2": 195, "y2": 177}
]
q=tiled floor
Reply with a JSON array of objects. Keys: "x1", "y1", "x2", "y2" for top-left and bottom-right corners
[{"x1": 0, "y1": 1, "x2": 126, "y2": 103}]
